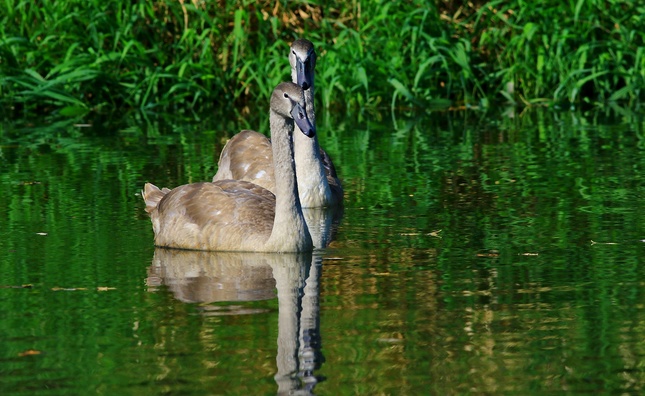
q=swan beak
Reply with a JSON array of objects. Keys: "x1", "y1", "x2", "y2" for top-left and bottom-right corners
[
  {"x1": 296, "y1": 60, "x2": 311, "y2": 90},
  {"x1": 291, "y1": 104, "x2": 316, "y2": 138}
]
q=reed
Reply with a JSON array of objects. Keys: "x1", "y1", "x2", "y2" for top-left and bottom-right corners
[{"x1": 1, "y1": 0, "x2": 643, "y2": 115}]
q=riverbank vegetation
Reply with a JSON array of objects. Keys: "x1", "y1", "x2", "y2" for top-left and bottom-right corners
[{"x1": 1, "y1": 0, "x2": 643, "y2": 115}]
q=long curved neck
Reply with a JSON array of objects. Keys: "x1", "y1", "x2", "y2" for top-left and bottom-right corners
[
  {"x1": 292, "y1": 83, "x2": 333, "y2": 207},
  {"x1": 265, "y1": 110, "x2": 312, "y2": 251}
]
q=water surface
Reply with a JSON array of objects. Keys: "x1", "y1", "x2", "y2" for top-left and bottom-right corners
[{"x1": 1, "y1": 107, "x2": 644, "y2": 394}]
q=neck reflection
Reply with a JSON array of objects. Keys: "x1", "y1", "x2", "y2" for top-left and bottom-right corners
[{"x1": 147, "y1": 248, "x2": 325, "y2": 394}]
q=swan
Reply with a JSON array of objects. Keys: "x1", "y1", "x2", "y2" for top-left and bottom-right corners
[
  {"x1": 213, "y1": 39, "x2": 343, "y2": 208},
  {"x1": 142, "y1": 82, "x2": 314, "y2": 252}
]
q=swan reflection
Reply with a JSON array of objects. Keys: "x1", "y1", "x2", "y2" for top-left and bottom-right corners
[
  {"x1": 303, "y1": 205, "x2": 343, "y2": 249},
  {"x1": 147, "y1": 248, "x2": 325, "y2": 394}
]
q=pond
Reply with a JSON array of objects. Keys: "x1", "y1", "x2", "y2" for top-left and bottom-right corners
[{"x1": 1, "y1": 106, "x2": 644, "y2": 394}]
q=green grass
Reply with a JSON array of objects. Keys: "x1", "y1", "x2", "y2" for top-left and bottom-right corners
[{"x1": 0, "y1": 0, "x2": 643, "y2": 116}]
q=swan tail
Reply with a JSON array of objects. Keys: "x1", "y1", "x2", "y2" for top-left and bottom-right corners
[{"x1": 142, "y1": 183, "x2": 170, "y2": 213}]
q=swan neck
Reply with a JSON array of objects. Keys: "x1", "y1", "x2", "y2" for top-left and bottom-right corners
[
  {"x1": 304, "y1": 86, "x2": 315, "y2": 125},
  {"x1": 292, "y1": 85, "x2": 332, "y2": 207},
  {"x1": 267, "y1": 110, "x2": 312, "y2": 251}
]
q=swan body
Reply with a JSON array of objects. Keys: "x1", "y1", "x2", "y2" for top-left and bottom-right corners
[
  {"x1": 143, "y1": 82, "x2": 315, "y2": 252},
  {"x1": 213, "y1": 39, "x2": 343, "y2": 207}
]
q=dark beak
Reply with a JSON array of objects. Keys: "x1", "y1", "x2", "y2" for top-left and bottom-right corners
[
  {"x1": 291, "y1": 103, "x2": 316, "y2": 138},
  {"x1": 296, "y1": 60, "x2": 311, "y2": 90}
]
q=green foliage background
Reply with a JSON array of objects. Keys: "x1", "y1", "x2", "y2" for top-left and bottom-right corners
[{"x1": 1, "y1": 0, "x2": 644, "y2": 114}]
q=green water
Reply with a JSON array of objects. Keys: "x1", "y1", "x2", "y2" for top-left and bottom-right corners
[{"x1": 1, "y1": 108, "x2": 644, "y2": 395}]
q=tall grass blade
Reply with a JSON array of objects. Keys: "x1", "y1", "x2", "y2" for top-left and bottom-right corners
[{"x1": 0, "y1": 0, "x2": 641, "y2": 112}]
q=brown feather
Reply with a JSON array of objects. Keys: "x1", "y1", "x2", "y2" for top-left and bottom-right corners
[
  {"x1": 212, "y1": 39, "x2": 343, "y2": 208},
  {"x1": 142, "y1": 82, "x2": 313, "y2": 252}
]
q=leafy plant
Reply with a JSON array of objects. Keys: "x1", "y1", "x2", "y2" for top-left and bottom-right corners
[{"x1": 1, "y1": 0, "x2": 643, "y2": 115}]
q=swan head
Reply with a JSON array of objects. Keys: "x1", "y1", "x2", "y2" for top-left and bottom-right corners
[
  {"x1": 289, "y1": 39, "x2": 316, "y2": 91},
  {"x1": 271, "y1": 82, "x2": 316, "y2": 138}
]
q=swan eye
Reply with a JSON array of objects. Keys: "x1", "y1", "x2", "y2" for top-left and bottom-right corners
[{"x1": 283, "y1": 92, "x2": 289, "y2": 98}]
